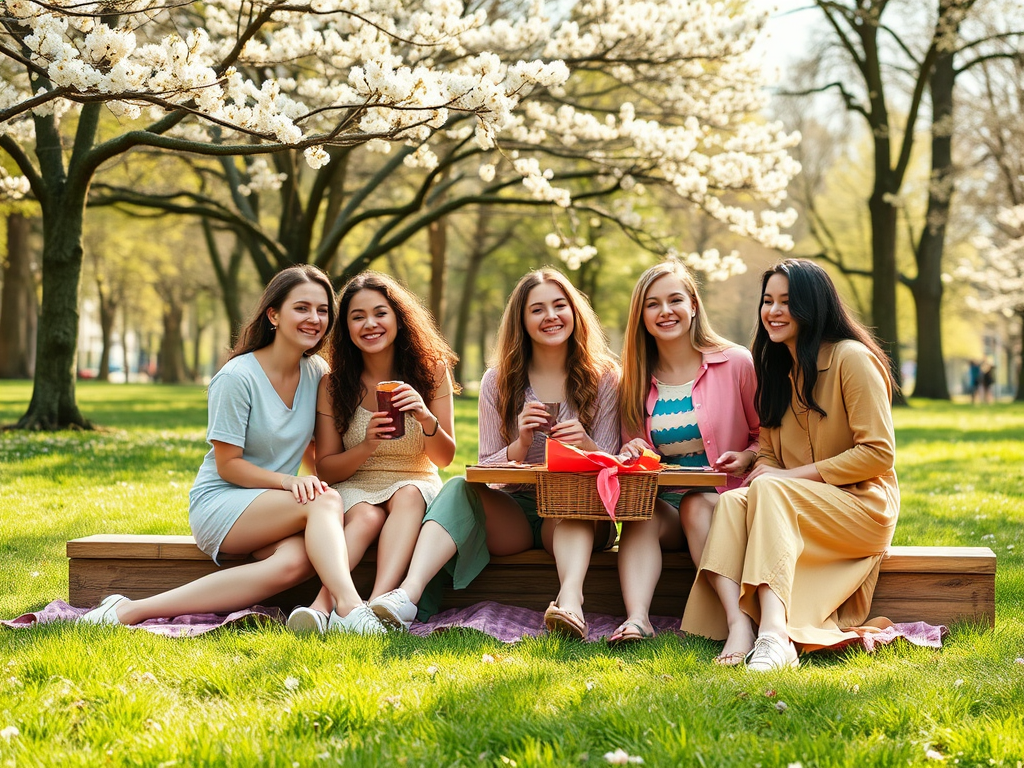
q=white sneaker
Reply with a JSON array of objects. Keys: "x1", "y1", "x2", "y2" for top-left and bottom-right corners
[
  {"x1": 327, "y1": 603, "x2": 387, "y2": 635},
  {"x1": 80, "y1": 594, "x2": 128, "y2": 625},
  {"x1": 287, "y1": 606, "x2": 329, "y2": 635},
  {"x1": 744, "y1": 632, "x2": 799, "y2": 672},
  {"x1": 368, "y1": 588, "x2": 417, "y2": 631}
]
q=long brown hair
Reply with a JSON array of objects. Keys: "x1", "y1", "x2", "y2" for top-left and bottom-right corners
[
  {"x1": 327, "y1": 271, "x2": 460, "y2": 436},
  {"x1": 618, "y1": 261, "x2": 731, "y2": 438},
  {"x1": 492, "y1": 268, "x2": 617, "y2": 444},
  {"x1": 231, "y1": 264, "x2": 336, "y2": 359}
]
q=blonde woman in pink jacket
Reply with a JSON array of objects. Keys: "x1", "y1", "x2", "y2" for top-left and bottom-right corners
[{"x1": 615, "y1": 261, "x2": 759, "y2": 646}]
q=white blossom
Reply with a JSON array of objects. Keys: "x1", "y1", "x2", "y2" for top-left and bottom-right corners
[
  {"x1": 303, "y1": 146, "x2": 331, "y2": 171},
  {"x1": 1, "y1": 0, "x2": 801, "y2": 258},
  {"x1": 0, "y1": 168, "x2": 31, "y2": 199}
]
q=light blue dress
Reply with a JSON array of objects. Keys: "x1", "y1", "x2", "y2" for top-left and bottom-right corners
[{"x1": 188, "y1": 352, "x2": 328, "y2": 563}]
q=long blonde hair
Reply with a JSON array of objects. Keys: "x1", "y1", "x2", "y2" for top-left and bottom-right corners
[
  {"x1": 618, "y1": 261, "x2": 730, "y2": 439},
  {"x1": 492, "y1": 268, "x2": 617, "y2": 445}
]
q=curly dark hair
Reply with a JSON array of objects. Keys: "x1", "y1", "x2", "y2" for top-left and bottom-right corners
[{"x1": 327, "y1": 271, "x2": 460, "y2": 437}]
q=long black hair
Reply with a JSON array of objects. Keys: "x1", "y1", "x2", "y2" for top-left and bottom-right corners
[{"x1": 752, "y1": 259, "x2": 894, "y2": 427}]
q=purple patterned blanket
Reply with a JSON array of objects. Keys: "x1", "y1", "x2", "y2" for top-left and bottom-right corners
[{"x1": 4, "y1": 600, "x2": 946, "y2": 651}]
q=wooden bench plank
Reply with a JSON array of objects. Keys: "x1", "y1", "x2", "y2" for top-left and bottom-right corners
[
  {"x1": 66, "y1": 535, "x2": 996, "y2": 627},
  {"x1": 882, "y1": 545, "x2": 995, "y2": 574}
]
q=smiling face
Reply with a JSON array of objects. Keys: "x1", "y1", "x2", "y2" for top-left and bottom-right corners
[
  {"x1": 642, "y1": 273, "x2": 695, "y2": 344},
  {"x1": 267, "y1": 281, "x2": 331, "y2": 353},
  {"x1": 761, "y1": 272, "x2": 799, "y2": 352},
  {"x1": 346, "y1": 288, "x2": 398, "y2": 355},
  {"x1": 523, "y1": 280, "x2": 575, "y2": 348}
]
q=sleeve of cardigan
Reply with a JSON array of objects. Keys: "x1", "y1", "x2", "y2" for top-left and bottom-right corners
[
  {"x1": 755, "y1": 428, "x2": 782, "y2": 469},
  {"x1": 590, "y1": 368, "x2": 622, "y2": 454},
  {"x1": 737, "y1": 352, "x2": 761, "y2": 455},
  {"x1": 814, "y1": 345, "x2": 896, "y2": 485},
  {"x1": 477, "y1": 368, "x2": 511, "y2": 465}
]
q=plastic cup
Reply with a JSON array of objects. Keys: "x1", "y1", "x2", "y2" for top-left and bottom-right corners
[{"x1": 375, "y1": 381, "x2": 406, "y2": 438}]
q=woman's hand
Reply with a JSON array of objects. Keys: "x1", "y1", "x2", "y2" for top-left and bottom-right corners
[
  {"x1": 363, "y1": 411, "x2": 397, "y2": 446},
  {"x1": 390, "y1": 383, "x2": 432, "y2": 426},
  {"x1": 742, "y1": 462, "x2": 822, "y2": 486},
  {"x1": 715, "y1": 450, "x2": 756, "y2": 478},
  {"x1": 282, "y1": 474, "x2": 330, "y2": 503},
  {"x1": 619, "y1": 437, "x2": 654, "y2": 460},
  {"x1": 515, "y1": 401, "x2": 549, "y2": 448},
  {"x1": 550, "y1": 418, "x2": 596, "y2": 451}
]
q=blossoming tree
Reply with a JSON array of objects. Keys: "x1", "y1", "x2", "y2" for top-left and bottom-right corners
[
  {"x1": 956, "y1": 206, "x2": 1024, "y2": 400},
  {"x1": 1, "y1": 0, "x2": 800, "y2": 428}
]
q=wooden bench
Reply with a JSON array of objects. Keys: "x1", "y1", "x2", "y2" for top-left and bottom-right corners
[{"x1": 67, "y1": 534, "x2": 996, "y2": 626}]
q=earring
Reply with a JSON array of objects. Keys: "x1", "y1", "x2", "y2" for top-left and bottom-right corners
[{"x1": 270, "y1": 325, "x2": 277, "y2": 332}]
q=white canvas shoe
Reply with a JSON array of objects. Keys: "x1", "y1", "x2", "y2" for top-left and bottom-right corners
[
  {"x1": 327, "y1": 603, "x2": 387, "y2": 635},
  {"x1": 79, "y1": 594, "x2": 128, "y2": 625},
  {"x1": 744, "y1": 632, "x2": 799, "y2": 672},
  {"x1": 286, "y1": 606, "x2": 329, "y2": 635},
  {"x1": 368, "y1": 588, "x2": 417, "y2": 631}
]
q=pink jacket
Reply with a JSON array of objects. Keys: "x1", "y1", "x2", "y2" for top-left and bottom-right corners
[{"x1": 630, "y1": 346, "x2": 760, "y2": 492}]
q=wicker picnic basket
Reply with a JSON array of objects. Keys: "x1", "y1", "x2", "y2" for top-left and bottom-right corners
[{"x1": 536, "y1": 470, "x2": 659, "y2": 521}]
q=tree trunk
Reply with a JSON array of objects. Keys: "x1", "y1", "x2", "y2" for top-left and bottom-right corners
[
  {"x1": 17, "y1": 195, "x2": 91, "y2": 429},
  {"x1": 909, "y1": 46, "x2": 954, "y2": 400},
  {"x1": 477, "y1": 299, "x2": 489, "y2": 380},
  {"x1": 1016, "y1": 309, "x2": 1024, "y2": 402},
  {"x1": 96, "y1": 278, "x2": 116, "y2": 382},
  {"x1": 428, "y1": 216, "x2": 447, "y2": 323},
  {"x1": 203, "y1": 222, "x2": 245, "y2": 345},
  {"x1": 159, "y1": 300, "x2": 187, "y2": 384},
  {"x1": 0, "y1": 212, "x2": 36, "y2": 379},
  {"x1": 867, "y1": 190, "x2": 905, "y2": 405},
  {"x1": 453, "y1": 211, "x2": 490, "y2": 382}
]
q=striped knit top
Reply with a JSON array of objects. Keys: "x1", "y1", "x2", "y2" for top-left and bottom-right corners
[{"x1": 649, "y1": 378, "x2": 708, "y2": 468}]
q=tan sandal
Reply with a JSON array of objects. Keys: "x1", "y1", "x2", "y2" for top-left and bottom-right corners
[
  {"x1": 543, "y1": 602, "x2": 588, "y2": 640},
  {"x1": 713, "y1": 651, "x2": 747, "y2": 667}
]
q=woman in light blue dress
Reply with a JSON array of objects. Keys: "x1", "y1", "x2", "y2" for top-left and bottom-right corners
[{"x1": 81, "y1": 265, "x2": 385, "y2": 634}]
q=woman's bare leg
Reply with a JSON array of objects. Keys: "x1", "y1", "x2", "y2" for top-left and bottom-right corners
[
  {"x1": 757, "y1": 584, "x2": 789, "y2": 639},
  {"x1": 344, "y1": 502, "x2": 387, "y2": 568},
  {"x1": 546, "y1": 519, "x2": 595, "y2": 618},
  {"x1": 291, "y1": 503, "x2": 386, "y2": 616},
  {"x1": 219, "y1": 488, "x2": 364, "y2": 615},
  {"x1": 114, "y1": 534, "x2": 314, "y2": 624},
  {"x1": 371, "y1": 486, "x2": 427, "y2": 598},
  {"x1": 706, "y1": 572, "x2": 756, "y2": 659},
  {"x1": 615, "y1": 500, "x2": 683, "y2": 635},
  {"x1": 678, "y1": 492, "x2": 716, "y2": 568},
  {"x1": 399, "y1": 484, "x2": 531, "y2": 604}
]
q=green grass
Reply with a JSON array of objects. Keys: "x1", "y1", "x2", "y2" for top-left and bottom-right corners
[{"x1": 2, "y1": 382, "x2": 1023, "y2": 767}]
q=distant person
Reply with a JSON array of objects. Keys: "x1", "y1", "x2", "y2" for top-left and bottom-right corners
[
  {"x1": 615, "y1": 261, "x2": 759, "y2": 646},
  {"x1": 979, "y1": 360, "x2": 995, "y2": 404},
  {"x1": 682, "y1": 259, "x2": 900, "y2": 671},
  {"x1": 82, "y1": 265, "x2": 384, "y2": 634},
  {"x1": 286, "y1": 272, "x2": 458, "y2": 634},
  {"x1": 968, "y1": 359, "x2": 981, "y2": 403}
]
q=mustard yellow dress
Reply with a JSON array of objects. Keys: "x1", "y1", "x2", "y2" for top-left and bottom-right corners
[{"x1": 681, "y1": 340, "x2": 900, "y2": 648}]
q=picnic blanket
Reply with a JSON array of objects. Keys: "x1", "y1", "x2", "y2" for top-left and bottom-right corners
[{"x1": 4, "y1": 600, "x2": 947, "y2": 652}]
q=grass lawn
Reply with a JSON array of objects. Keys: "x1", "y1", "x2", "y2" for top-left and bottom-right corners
[{"x1": 1, "y1": 381, "x2": 1023, "y2": 767}]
